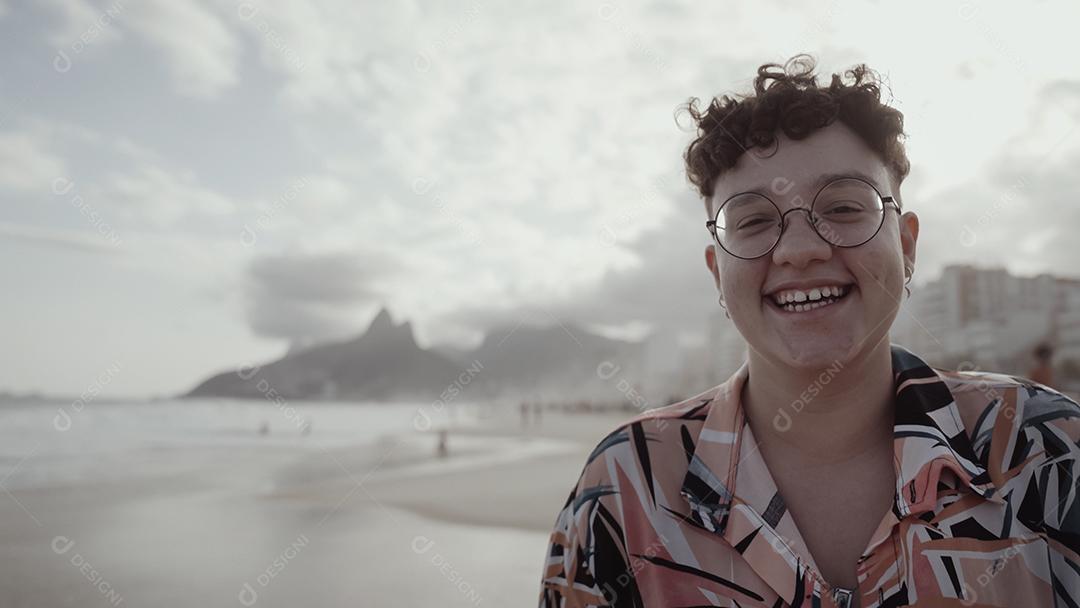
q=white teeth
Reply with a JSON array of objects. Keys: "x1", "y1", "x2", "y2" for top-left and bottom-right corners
[
  {"x1": 771, "y1": 284, "x2": 851, "y2": 312},
  {"x1": 789, "y1": 299, "x2": 831, "y2": 312},
  {"x1": 770, "y1": 284, "x2": 849, "y2": 306}
]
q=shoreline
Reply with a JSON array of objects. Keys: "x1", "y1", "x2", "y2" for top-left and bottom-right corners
[
  {"x1": 266, "y1": 407, "x2": 629, "y2": 532},
  {"x1": 0, "y1": 403, "x2": 630, "y2": 607}
]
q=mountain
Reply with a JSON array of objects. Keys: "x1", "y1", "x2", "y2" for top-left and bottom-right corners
[
  {"x1": 184, "y1": 308, "x2": 464, "y2": 402},
  {"x1": 184, "y1": 307, "x2": 648, "y2": 404},
  {"x1": 465, "y1": 322, "x2": 646, "y2": 402}
]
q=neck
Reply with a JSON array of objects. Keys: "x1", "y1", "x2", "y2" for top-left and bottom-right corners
[{"x1": 742, "y1": 337, "x2": 895, "y2": 466}]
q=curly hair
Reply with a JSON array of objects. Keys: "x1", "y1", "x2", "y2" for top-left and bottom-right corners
[{"x1": 681, "y1": 54, "x2": 911, "y2": 202}]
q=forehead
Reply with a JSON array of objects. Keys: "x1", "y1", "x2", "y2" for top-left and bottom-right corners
[{"x1": 712, "y1": 122, "x2": 891, "y2": 204}]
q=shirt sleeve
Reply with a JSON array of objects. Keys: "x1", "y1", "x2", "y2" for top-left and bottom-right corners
[
  {"x1": 537, "y1": 462, "x2": 614, "y2": 608},
  {"x1": 1019, "y1": 386, "x2": 1080, "y2": 600},
  {"x1": 537, "y1": 470, "x2": 609, "y2": 604}
]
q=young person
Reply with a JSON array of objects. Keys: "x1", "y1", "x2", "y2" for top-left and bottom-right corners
[{"x1": 538, "y1": 54, "x2": 1080, "y2": 608}]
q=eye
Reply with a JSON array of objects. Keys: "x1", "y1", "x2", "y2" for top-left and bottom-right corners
[
  {"x1": 826, "y1": 203, "x2": 862, "y2": 214},
  {"x1": 818, "y1": 199, "x2": 870, "y2": 217},
  {"x1": 737, "y1": 217, "x2": 774, "y2": 229}
]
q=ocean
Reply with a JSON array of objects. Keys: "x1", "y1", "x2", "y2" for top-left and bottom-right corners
[{"x1": 0, "y1": 396, "x2": 488, "y2": 491}]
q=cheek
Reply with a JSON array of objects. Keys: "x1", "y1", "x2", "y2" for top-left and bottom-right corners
[
  {"x1": 849, "y1": 247, "x2": 904, "y2": 300},
  {"x1": 719, "y1": 261, "x2": 766, "y2": 311}
]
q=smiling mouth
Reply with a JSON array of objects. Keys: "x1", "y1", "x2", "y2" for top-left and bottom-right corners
[{"x1": 765, "y1": 284, "x2": 855, "y2": 314}]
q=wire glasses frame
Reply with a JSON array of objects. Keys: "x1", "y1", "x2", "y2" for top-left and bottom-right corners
[{"x1": 705, "y1": 175, "x2": 902, "y2": 260}]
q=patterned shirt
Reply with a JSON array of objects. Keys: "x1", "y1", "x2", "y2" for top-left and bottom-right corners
[{"x1": 538, "y1": 344, "x2": 1080, "y2": 607}]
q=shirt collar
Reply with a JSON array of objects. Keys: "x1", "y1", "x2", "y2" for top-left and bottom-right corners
[{"x1": 679, "y1": 343, "x2": 1001, "y2": 532}]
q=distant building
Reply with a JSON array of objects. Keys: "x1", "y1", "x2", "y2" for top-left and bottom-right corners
[
  {"x1": 639, "y1": 329, "x2": 684, "y2": 402},
  {"x1": 635, "y1": 313, "x2": 747, "y2": 403},
  {"x1": 892, "y1": 264, "x2": 1080, "y2": 380},
  {"x1": 1058, "y1": 287, "x2": 1080, "y2": 391}
]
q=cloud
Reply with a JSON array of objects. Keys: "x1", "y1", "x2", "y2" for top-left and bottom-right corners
[
  {"x1": 40, "y1": 0, "x2": 125, "y2": 48},
  {"x1": 0, "y1": 221, "x2": 122, "y2": 253},
  {"x1": 41, "y1": 0, "x2": 240, "y2": 99},
  {"x1": 910, "y1": 77, "x2": 1080, "y2": 279},
  {"x1": 226, "y1": 1, "x2": 714, "y2": 348},
  {"x1": 228, "y1": 1, "x2": 421, "y2": 110},
  {"x1": 439, "y1": 193, "x2": 719, "y2": 345},
  {"x1": 123, "y1": 0, "x2": 240, "y2": 98},
  {"x1": 0, "y1": 121, "x2": 246, "y2": 243},
  {"x1": 105, "y1": 163, "x2": 236, "y2": 228},
  {"x1": 0, "y1": 132, "x2": 66, "y2": 191},
  {"x1": 244, "y1": 250, "x2": 402, "y2": 343}
]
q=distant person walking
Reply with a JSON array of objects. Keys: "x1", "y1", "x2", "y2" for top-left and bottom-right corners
[
  {"x1": 1029, "y1": 343, "x2": 1055, "y2": 387},
  {"x1": 436, "y1": 428, "x2": 449, "y2": 458}
]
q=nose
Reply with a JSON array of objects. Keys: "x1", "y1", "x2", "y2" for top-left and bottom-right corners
[{"x1": 770, "y1": 208, "x2": 833, "y2": 268}]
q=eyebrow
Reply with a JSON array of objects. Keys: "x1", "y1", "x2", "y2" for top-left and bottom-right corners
[{"x1": 739, "y1": 170, "x2": 885, "y2": 198}]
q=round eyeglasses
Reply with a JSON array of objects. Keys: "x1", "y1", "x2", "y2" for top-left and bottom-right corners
[{"x1": 705, "y1": 176, "x2": 902, "y2": 260}]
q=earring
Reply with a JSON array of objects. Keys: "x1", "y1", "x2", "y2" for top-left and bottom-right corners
[
  {"x1": 904, "y1": 265, "x2": 913, "y2": 298},
  {"x1": 718, "y1": 295, "x2": 730, "y2": 319}
]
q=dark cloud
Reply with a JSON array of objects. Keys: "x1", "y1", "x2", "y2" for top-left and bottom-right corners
[
  {"x1": 245, "y1": 250, "x2": 401, "y2": 343},
  {"x1": 443, "y1": 194, "x2": 720, "y2": 341}
]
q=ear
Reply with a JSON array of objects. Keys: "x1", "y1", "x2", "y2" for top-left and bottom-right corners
[
  {"x1": 898, "y1": 210, "x2": 920, "y2": 276},
  {"x1": 704, "y1": 243, "x2": 723, "y2": 292}
]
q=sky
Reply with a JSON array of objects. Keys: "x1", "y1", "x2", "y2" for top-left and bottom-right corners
[{"x1": 1, "y1": 0, "x2": 1079, "y2": 398}]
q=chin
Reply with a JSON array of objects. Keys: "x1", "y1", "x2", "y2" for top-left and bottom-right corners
[{"x1": 771, "y1": 335, "x2": 861, "y2": 371}]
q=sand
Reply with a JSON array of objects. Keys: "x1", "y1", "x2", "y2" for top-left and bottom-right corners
[{"x1": 0, "y1": 406, "x2": 627, "y2": 607}]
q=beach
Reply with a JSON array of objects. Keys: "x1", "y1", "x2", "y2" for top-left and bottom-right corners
[{"x1": 0, "y1": 398, "x2": 628, "y2": 607}]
